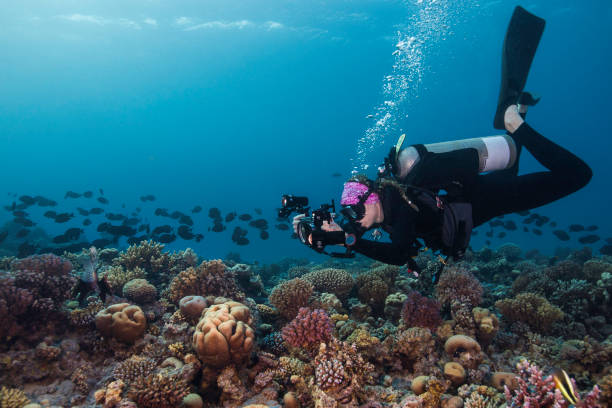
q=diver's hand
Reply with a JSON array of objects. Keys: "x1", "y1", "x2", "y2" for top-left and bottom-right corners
[
  {"x1": 292, "y1": 214, "x2": 306, "y2": 235},
  {"x1": 321, "y1": 218, "x2": 342, "y2": 232}
]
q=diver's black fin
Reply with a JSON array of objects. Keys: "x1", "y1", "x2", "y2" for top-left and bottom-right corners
[{"x1": 493, "y1": 6, "x2": 546, "y2": 130}]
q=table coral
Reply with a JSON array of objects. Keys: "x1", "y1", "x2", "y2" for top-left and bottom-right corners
[
  {"x1": 192, "y1": 300, "x2": 254, "y2": 367},
  {"x1": 302, "y1": 268, "x2": 354, "y2": 300},
  {"x1": 269, "y1": 278, "x2": 313, "y2": 320},
  {"x1": 95, "y1": 303, "x2": 147, "y2": 343},
  {"x1": 166, "y1": 260, "x2": 242, "y2": 304},
  {"x1": 281, "y1": 307, "x2": 334, "y2": 352}
]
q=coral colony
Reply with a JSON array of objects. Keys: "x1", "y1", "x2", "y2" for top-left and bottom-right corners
[{"x1": 0, "y1": 240, "x2": 610, "y2": 407}]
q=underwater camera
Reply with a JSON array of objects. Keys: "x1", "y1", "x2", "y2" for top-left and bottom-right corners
[{"x1": 279, "y1": 195, "x2": 354, "y2": 258}]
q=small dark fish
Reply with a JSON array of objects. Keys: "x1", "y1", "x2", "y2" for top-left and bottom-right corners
[
  {"x1": 14, "y1": 217, "x2": 35, "y2": 227},
  {"x1": 212, "y1": 222, "x2": 225, "y2": 232},
  {"x1": 98, "y1": 223, "x2": 110, "y2": 232},
  {"x1": 553, "y1": 230, "x2": 570, "y2": 241},
  {"x1": 169, "y1": 211, "x2": 182, "y2": 220},
  {"x1": 138, "y1": 224, "x2": 150, "y2": 233},
  {"x1": 578, "y1": 234, "x2": 600, "y2": 244},
  {"x1": 15, "y1": 202, "x2": 28, "y2": 210},
  {"x1": 65, "y1": 191, "x2": 81, "y2": 199},
  {"x1": 606, "y1": 238, "x2": 612, "y2": 245},
  {"x1": 139, "y1": 194, "x2": 156, "y2": 202},
  {"x1": 126, "y1": 236, "x2": 146, "y2": 245},
  {"x1": 90, "y1": 207, "x2": 104, "y2": 214},
  {"x1": 13, "y1": 210, "x2": 27, "y2": 217},
  {"x1": 83, "y1": 219, "x2": 92, "y2": 226},
  {"x1": 105, "y1": 213, "x2": 126, "y2": 221},
  {"x1": 52, "y1": 234, "x2": 70, "y2": 244},
  {"x1": 533, "y1": 228, "x2": 543, "y2": 236},
  {"x1": 586, "y1": 225, "x2": 598, "y2": 232},
  {"x1": 83, "y1": 191, "x2": 93, "y2": 198},
  {"x1": 92, "y1": 238, "x2": 112, "y2": 248},
  {"x1": 152, "y1": 225, "x2": 173, "y2": 235},
  {"x1": 77, "y1": 207, "x2": 89, "y2": 216},
  {"x1": 260, "y1": 230, "x2": 269, "y2": 240},
  {"x1": 155, "y1": 208, "x2": 169, "y2": 217},
  {"x1": 179, "y1": 215, "x2": 194, "y2": 226},
  {"x1": 19, "y1": 195, "x2": 35, "y2": 205},
  {"x1": 254, "y1": 208, "x2": 262, "y2": 215},
  {"x1": 195, "y1": 233, "x2": 203, "y2": 243},
  {"x1": 568, "y1": 224, "x2": 584, "y2": 232},
  {"x1": 99, "y1": 188, "x2": 104, "y2": 195},
  {"x1": 275, "y1": 223, "x2": 290, "y2": 231},
  {"x1": 0, "y1": 230, "x2": 8, "y2": 243},
  {"x1": 106, "y1": 225, "x2": 137, "y2": 236},
  {"x1": 522, "y1": 217, "x2": 535, "y2": 225},
  {"x1": 517, "y1": 210, "x2": 530, "y2": 216},
  {"x1": 34, "y1": 196, "x2": 57, "y2": 207},
  {"x1": 177, "y1": 225, "x2": 195, "y2": 240},
  {"x1": 485, "y1": 240, "x2": 491, "y2": 246},
  {"x1": 332, "y1": 172, "x2": 342, "y2": 178},
  {"x1": 44, "y1": 210, "x2": 57, "y2": 218},
  {"x1": 16, "y1": 229, "x2": 29, "y2": 238},
  {"x1": 225, "y1": 212, "x2": 236, "y2": 223},
  {"x1": 158, "y1": 233, "x2": 176, "y2": 243},
  {"x1": 122, "y1": 217, "x2": 139, "y2": 226},
  {"x1": 209, "y1": 207, "x2": 221, "y2": 219},
  {"x1": 54, "y1": 213, "x2": 73, "y2": 223},
  {"x1": 97, "y1": 197, "x2": 109, "y2": 204},
  {"x1": 490, "y1": 220, "x2": 503, "y2": 227},
  {"x1": 600, "y1": 245, "x2": 612, "y2": 256},
  {"x1": 239, "y1": 214, "x2": 252, "y2": 221},
  {"x1": 192, "y1": 205, "x2": 202, "y2": 213},
  {"x1": 497, "y1": 231, "x2": 506, "y2": 238},
  {"x1": 503, "y1": 220, "x2": 517, "y2": 231},
  {"x1": 485, "y1": 231, "x2": 493, "y2": 237},
  {"x1": 550, "y1": 222, "x2": 557, "y2": 228},
  {"x1": 235, "y1": 237, "x2": 249, "y2": 246},
  {"x1": 249, "y1": 219, "x2": 268, "y2": 230},
  {"x1": 64, "y1": 227, "x2": 83, "y2": 240}
]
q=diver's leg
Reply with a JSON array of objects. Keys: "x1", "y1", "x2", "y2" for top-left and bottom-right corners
[{"x1": 472, "y1": 120, "x2": 592, "y2": 227}]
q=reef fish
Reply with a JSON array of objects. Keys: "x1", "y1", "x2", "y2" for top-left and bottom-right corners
[
  {"x1": 578, "y1": 234, "x2": 600, "y2": 244},
  {"x1": 553, "y1": 230, "x2": 570, "y2": 241}
]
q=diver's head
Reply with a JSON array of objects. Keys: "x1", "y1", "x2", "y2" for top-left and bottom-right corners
[{"x1": 340, "y1": 177, "x2": 384, "y2": 229}]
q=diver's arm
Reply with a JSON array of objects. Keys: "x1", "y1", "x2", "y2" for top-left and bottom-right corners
[
  {"x1": 409, "y1": 148, "x2": 480, "y2": 189},
  {"x1": 351, "y1": 238, "x2": 417, "y2": 266}
]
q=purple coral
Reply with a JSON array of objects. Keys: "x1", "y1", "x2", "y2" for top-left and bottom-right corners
[
  {"x1": 11, "y1": 254, "x2": 72, "y2": 276},
  {"x1": 435, "y1": 266, "x2": 483, "y2": 307},
  {"x1": 281, "y1": 307, "x2": 334, "y2": 350},
  {"x1": 401, "y1": 291, "x2": 442, "y2": 330},
  {"x1": 504, "y1": 360, "x2": 565, "y2": 407}
]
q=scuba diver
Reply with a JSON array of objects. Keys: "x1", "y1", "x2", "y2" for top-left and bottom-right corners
[{"x1": 289, "y1": 6, "x2": 592, "y2": 270}]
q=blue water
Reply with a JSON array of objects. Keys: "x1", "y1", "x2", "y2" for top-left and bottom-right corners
[{"x1": 1, "y1": 0, "x2": 610, "y2": 262}]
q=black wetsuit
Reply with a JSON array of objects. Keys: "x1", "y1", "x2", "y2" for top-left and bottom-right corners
[{"x1": 351, "y1": 122, "x2": 592, "y2": 266}]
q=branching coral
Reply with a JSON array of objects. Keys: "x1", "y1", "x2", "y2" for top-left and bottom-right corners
[
  {"x1": 302, "y1": 268, "x2": 354, "y2": 299},
  {"x1": 113, "y1": 355, "x2": 157, "y2": 385},
  {"x1": 435, "y1": 265, "x2": 483, "y2": 308},
  {"x1": 495, "y1": 292, "x2": 564, "y2": 334},
  {"x1": 269, "y1": 278, "x2": 313, "y2": 320},
  {"x1": 401, "y1": 291, "x2": 442, "y2": 330},
  {"x1": 0, "y1": 386, "x2": 30, "y2": 408},
  {"x1": 166, "y1": 260, "x2": 242, "y2": 304},
  {"x1": 393, "y1": 327, "x2": 438, "y2": 375},
  {"x1": 128, "y1": 373, "x2": 190, "y2": 408},
  {"x1": 281, "y1": 307, "x2": 334, "y2": 351},
  {"x1": 103, "y1": 265, "x2": 146, "y2": 295},
  {"x1": 504, "y1": 360, "x2": 565, "y2": 407}
]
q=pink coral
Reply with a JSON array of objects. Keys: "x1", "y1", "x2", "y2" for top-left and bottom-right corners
[
  {"x1": 504, "y1": 360, "x2": 565, "y2": 407},
  {"x1": 281, "y1": 307, "x2": 334, "y2": 351},
  {"x1": 11, "y1": 254, "x2": 72, "y2": 276},
  {"x1": 401, "y1": 291, "x2": 442, "y2": 330},
  {"x1": 435, "y1": 266, "x2": 483, "y2": 307}
]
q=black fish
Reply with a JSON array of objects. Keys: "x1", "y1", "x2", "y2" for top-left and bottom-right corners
[
  {"x1": 517, "y1": 210, "x2": 530, "y2": 216},
  {"x1": 195, "y1": 234, "x2": 203, "y2": 242},
  {"x1": 77, "y1": 208, "x2": 89, "y2": 216},
  {"x1": 122, "y1": 217, "x2": 139, "y2": 226},
  {"x1": 139, "y1": 194, "x2": 156, "y2": 202},
  {"x1": 260, "y1": 230, "x2": 269, "y2": 240},
  {"x1": 523, "y1": 217, "x2": 535, "y2": 225},
  {"x1": 97, "y1": 222, "x2": 110, "y2": 232},
  {"x1": 179, "y1": 215, "x2": 193, "y2": 226},
  {"x1": 83, "y1": 219, "x2": 92, "y2": 226},
  {"x1": 209, "y1": 208, "x2": 221, "y2": 219},
  {"x1": 153, "y1": 225, "x2": 173, "y2": 235},
  {"x1": 64, "y1": 228, "x2": 83, "y2": 240},
  {"x1": 497, "y1": 231, "x2": 506, "y2": 238},
  {"x1": 232, "y1": 227, "x2": 249, "y2": 246},
  {"x1": 332, "y1": 172, "x2": 342, "y2": 178},
  {"x1": 92, "y1": 238, "x2": 112, "y2": 248},
  {"x1": 600, "y1": 245, "x2": 612, "y2": 256},
  {"x1": 44, "y1": 210, "x2": 57, "y2": 218},
  {"x1": 212, "y1": 222, "x2": 225, "y2": 232},
  {"x1": 97, "y1": 197, "x2": 109, "y2": 204},
  {"x1": 239, "y1": 214, "x2": 252, "y2": 221},
  {"x1": 52, "y1": 234, "x2": 70, "y2": 244},
  {"x1": 90, "y1": 207, "x2": 104, "y2": 214},
  {"x1": 606, "y1": 238, "x2": 612, "y2": 245},
  {"x1": 568, "y1": 224, "x2": 584, "y2": 232},
  {"x1": 106, "y1": 225, "x2": 137, "y2": 236},
  {"x1": 586, "y1": 225, "x2": 598, "y2": 232},
  {"x1": 275, "y1": 223, "x2": 290, "y2": 231},
  {"x1": 65, "y1": 191, "x2": 81, "y2": 199},
  {"x1": 485, "y1": 231, "x2": 493, "y2": 237},
  {"x1": 13, "y1": 210, "x2": 27, "y2": 217},
  {"x1": 14, "y1": 217, "x2": 35, "y2": 227},
  {"x1": 155, "y1": 208, "x2": 169, "y2": 217},
  {"x1": 578, "y1": 234, "x2": 600, "y2": 244},
  {"x1": 83, "y1": 191, "x2": 93, "y2": 198},
  {"x1": 34, "y1": 196, "x2": 57, "y2": 207},
  {"x1": 54, "y1": 213, "x2": 73, "y2": 223},
  {"x1": 169, "y1": 211, "x2": 182, "y2": 220},
  {"x1": 15, "y1": 202, "x2": 28, "y2": 210},
  {"x1": 16, "y1": 229, "x2": 29, "y2": 238},
  {"x1": 138, "y1": 224, "x2": 150, "y2": 233},
  {"x1": 19, "y1": 195, "x2": 35, "y2": 205},
  {"x1": 490, "y1": 220, "x2": 503, "y2": 227},
  {"x1": 158, "y1": 233, "x2": 176, "y2": 243},
  {"x1": 533, "y1": 229, "x2": 542, "y2": 236},
  {"x1": 192, "y1": 205, "x2": 202, "y2": 213},
  {"x1": 99, "y1": 188, "x2": 104, "y2": 195},
  {"x1": 503, "y1": 220, "x2": 517, "y2": 231},
  {"x1": 485, "y1": 240, "x2": 491, "y2": 246},
  {"x1": 105, "y1": 213, "x2": 126, "y2": 221},
  {"x1": 225, "y1": 212, "x2": 236, "y2": 223},
  {"x1": 177, "y1": 225, "x2": 195, "y2": 240},
  {"x1": 249, "y1": 219, "x2": 268, "y2": 230},
  {"x1": 553, "y1": 230, "x2": 570, "y2": 241},
  {"x1": 0, "y1": 230, "x2": 8, "y2": 243}
]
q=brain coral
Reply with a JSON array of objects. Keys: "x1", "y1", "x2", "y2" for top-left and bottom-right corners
[
  {"x1": 95, "y1": 303, "x2": 147, "y2": 343},
  {"x1": 302, "y1": 268, "x2": 354, "y2": 299},
  {"x1": 495, "y1": 292, "x2": 564, "y2": 334},
  {"x1": 123, "y1": 278, "x2": 157, "y2": 304},
  {"x1": 166, "y1": 260, "x2": 242, "y2": 304},
  {"x1": 269, "y1": 278, "x2": 313, "y2": 320},
  {"x1": 281, "y1": 307, "x2": 334, "y2": 351},
  {"x1": 192, "y1": 300, "x2": 254, "y2": 367}
]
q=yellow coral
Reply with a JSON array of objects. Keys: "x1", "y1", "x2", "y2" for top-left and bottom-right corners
[
  {"x1": 472, "y1": 308, "x2": 499, "y2": 343},
  {"x1": 168, "y1": 342, "x2": 185, "y2": 359},
  {"x1": 166, "y1": 260, "x2": 240, "y2": 304},
  {"x1": 421, "y1": 378, "x2": 446, "y2": 408},
  {"x1": 0, "y1": 386, "x2": 30, "y2": 408},
  {"x1": 103, "y1": 265, "x2": 145, "y2": 294},
  {"x1": 279, "y1": 356, "x2": 312, "y2": 378},
  {"x1": 346, "y1": 328, "x2": 380, "y2": 351}
]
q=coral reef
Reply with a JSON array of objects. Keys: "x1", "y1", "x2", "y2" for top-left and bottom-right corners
[
  {"x1": 166, "y1": 260, "x2": 242, "y2": 304},
  {"x1": 122, "y1": 278, "x2": 157, "y2": 304},
  {"x1": 400, "y1": 290, "x2": 442, "y2": 330},
  {"x1": 281, "y1": 307, "x2": 334, "y2": 351},
  {"x1": 495, "y1": 292, "x2": 564, "y2": 334},
  {"x1": 269, "y1": 278, "x2": 313, "y2": 320},
  {"x1": 302, "y1": 268, "x2": 354, "y2": 299},
  {"x1": 95, "y1": 303, "x2": 147, "y2": 343}
]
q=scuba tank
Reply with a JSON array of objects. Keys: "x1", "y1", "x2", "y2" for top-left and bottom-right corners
[{"x1": 395, "y1": 135, "x2": 518, "y2": 181}]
